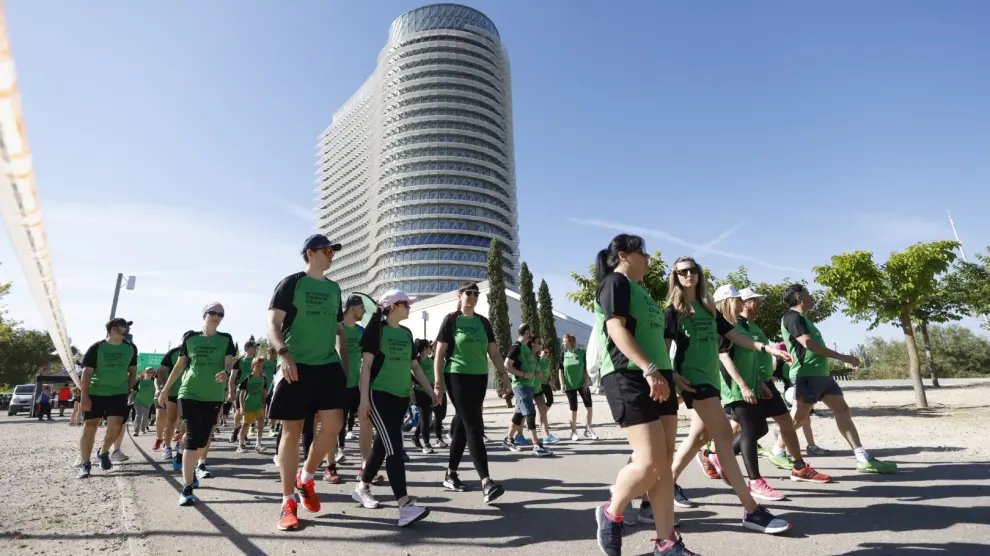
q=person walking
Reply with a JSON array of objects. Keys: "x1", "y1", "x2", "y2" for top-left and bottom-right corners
[{"x1": 129, "y1": 368, "x2": 157, "y2": 435}]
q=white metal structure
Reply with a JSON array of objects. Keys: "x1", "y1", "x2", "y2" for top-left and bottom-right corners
[{"x1": 317, "y1": 4, "x2": 519, "y2": 300}]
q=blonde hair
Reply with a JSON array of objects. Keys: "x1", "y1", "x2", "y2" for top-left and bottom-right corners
[
  {"x1": 562, "y1": 334, "x2": 576, "y2": 349},
  {"x1": 251, "y1": 356, "x2": 267, "y2": 370},
  {"x1": 715, "y1": 297, "x2": 740, "y2": 325},
  {"x1": 666, "y1": 256, "x2": 716, "y2": 318}
]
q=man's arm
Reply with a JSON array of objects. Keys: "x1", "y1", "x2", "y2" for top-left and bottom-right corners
[
  {"x1": 267, "y1": 309, "x2": 288, "y2": 351},
  {"x1": 795, "y1": 335, "x2": 858, "y2": 365}
]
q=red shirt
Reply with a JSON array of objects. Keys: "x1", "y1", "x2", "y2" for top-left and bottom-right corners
[{"x1": 59, "y1": 387, "x2": 71, "y2": 401}]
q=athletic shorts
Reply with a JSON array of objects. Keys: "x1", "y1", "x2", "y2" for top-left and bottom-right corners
[
  {"x1": 680, "y1": 383, "x2": 720, "y2": 410},
  {"x1": 167, "y1": 395, "x2": 179, "y2": 404},
  {"x1": 243, "y1": 408, "x2": 265, "y2": 424},
  {"x1": 759, "y1": 380, "x2": 790, "y2": 417},
  {"x1": 222, "y1": 402, "x2": 233, "y2": 416},
  {"x1": 539, "y1": 383, "x2": 554, "y2": 407},
  {"x1": 512, "y1": 386, "x2": 536, "y2": 416},
  {"x1": 565, "y1": 388, "x2": 593, "y2": 412},
  {"x1": 603, "y1": 370, "x2": 677, "y2": 428},
  {"x1": 268, "y1": 362, "x2": 347, "y2": 421},
  {"x1": 795, "y1": 375, "x2": 842, "y2": 404},
  {"x1": 180, "y1": 398, "x2": 220, "y2": 451},
  {"x1": 84, "y1": 394, "x2": 129, "y2": 421}
]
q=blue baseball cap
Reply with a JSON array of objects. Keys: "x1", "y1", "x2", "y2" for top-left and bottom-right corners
[{"x1": 301, "y1": 234, "x2": 342, "y2": 254}]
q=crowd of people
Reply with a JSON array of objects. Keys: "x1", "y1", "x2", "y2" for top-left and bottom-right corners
[{"x1": 67, "y1": 232, "x2": 898, "y2": 555}]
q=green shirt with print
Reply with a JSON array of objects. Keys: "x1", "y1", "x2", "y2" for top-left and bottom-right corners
[
  {"x1": 415, "y1": 357, "x2": 434, "y2": 392},
  {"x1": 534, "y1": 356, "x2": 550, "y2": 390},
  {"x1": 82, "y1": 340, "x2": 138, "y2": 397},
  {"x1": 561, "y1": 348, "x2": 587, "y2": 391},
  {"x1": 132, "y1": 378, "x2": 156, "y2": 406},
  {"x1": 344, "y1": 324, "x2": 364, "y2": 388},
  {"x1": 178, "y1": 332, "x2": 236, "y2": 403},
  {"x1": 437, "y1": 312, "x2": 496, "y2": 375},
  {"x1": 781, "y1": 310, "x2": 830, "y2": 379},
  {"x1": 666, "y1": 302, "x2": 735, "y2": 388},
  {"x1": 240, "y1": 374, "x2": 268, "y2": 412},
  {"x1": 508, "y1": 342, "x2": 536, "y2": 388},
  {"x1": 366, "y1": 325, "x2": 416, "y2": 398},
  {"x1": 718, "y1": 320, "x2": 760, "y2": 405},
  {"x1": 269, "y1": 272, "x2": 343, "y2": 366},
  {"x1": 595, "y1": 274, "x2": 672, "y2": 379},
  {"x1": 749, "y1": 322, "x2": 774, "y2": 381}
]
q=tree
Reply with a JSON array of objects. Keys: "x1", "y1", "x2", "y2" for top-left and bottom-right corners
[
  {"x1": 0, "y1": 327, "x2": 58, "y2": 386},
  {"x1": 537, "y1": 279, "x2": 561, "y2": 390},
  {"x1": 486, "y1": 239, "x2": 512, "y2": 404},
  {"x1": 518, "y1": 262, "x2": 540, "y2": 335},
  {"x1": 911, "y1": 270, "x2": 965, "y2": 387},
  {"x1": 953, "y1": 247, "x2": 990, "y2": 328},
  {"x1": 814, "y1": 240, "x2": 959, "y2": 408},
  {"x1": 567, "y1": 250, "x2": 669, "y2": 311}
]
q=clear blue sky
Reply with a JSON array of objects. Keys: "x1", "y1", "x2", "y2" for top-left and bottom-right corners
[{"x1": 2, "y1": 0, "x2": 989, "y2": 353}]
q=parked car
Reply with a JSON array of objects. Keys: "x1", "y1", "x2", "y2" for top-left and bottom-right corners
[{"x1": 7, "y1": 384, "x2": 36, "y2": 416}]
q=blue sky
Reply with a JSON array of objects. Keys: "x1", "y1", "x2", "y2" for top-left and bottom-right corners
[{"x1": 2, "y1": 0, "x2": 989, "y2": 354}]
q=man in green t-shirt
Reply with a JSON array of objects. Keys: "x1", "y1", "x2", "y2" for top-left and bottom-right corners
[
  {"x1": 76, "y1": 318, "x2": 138, "y2": 478},
  {"x1": 776, "y1": 284, "x2": 896, "y2": 474},
  {"x1": 501, "y1": 324, "x2": 553, "y2": 457},
  {"x1": 227, "y1": 340, "x2": 259, "y2": 443}
]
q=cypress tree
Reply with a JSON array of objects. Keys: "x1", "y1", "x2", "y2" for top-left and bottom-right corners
[
  {"x1": 486, "y1": 238, "x2": 512, "y2": 403},
  {"x1": 519, "y1": 262, "x2": 541, "y2": 337},
  {"x1": 537, "y1": 279, "x2": 562, "y2": 390}
]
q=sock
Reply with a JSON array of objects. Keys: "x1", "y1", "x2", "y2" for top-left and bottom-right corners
[
  {"x1": 772, "y1": 445, "x2": 785, "y2": 457},
  {"x1": 854, "y1": 448, "x2": 871, "y2": 463},
  {"x1": 603, "y1": 499, "x2": 624, "y2": 523},
  {"x1": 793, "y1": 459, "x2": 806, "y2": 470},
  {"x1": 282, "y1": 495, "x2": 294, "y2": 504},
  {"x1": 300, "y1": 470, "x2": 315, "y2": 483},
  {"x1": 198, "y1": 459, "x2": 207, "y2": 467}
]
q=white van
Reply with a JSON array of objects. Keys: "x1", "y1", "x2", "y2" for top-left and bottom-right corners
[{"x1": 7, "y1": 384, "x2": 36, "y2": 416}]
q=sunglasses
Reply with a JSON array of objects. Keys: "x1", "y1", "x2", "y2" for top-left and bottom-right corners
[
  {"x1": 461, "y1": 290, "x2": 480, "y2": 297},
  {"x1": 675, "y1": 267, "x2": 699, "y2": 277},
  {"x1": 206, "y1": 310, "x2": 225, "y2": 318},
  {"x1": 394, "y1": 301, "x2": 409, "y2": 308}
]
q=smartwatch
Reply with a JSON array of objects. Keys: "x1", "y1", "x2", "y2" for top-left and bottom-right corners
[{"x1": 277, "y1": 347, "x2": 290, "y2": 356}]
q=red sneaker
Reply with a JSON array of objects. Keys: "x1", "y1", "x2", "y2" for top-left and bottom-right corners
[
  {"x1": 173, "y1": 432, "x2": 182, "y2": 442},
  {"x1": 152, "y1": 439, "x2": 162, "y2": 451},
  {"x1": 323, "y1": 465, "x2": 341, "y2": 484},
  {"x1": 791, "y1": 463, "x2": 832, "y2": 484},
  {"x1": 295, "y1": 470, "x2": 321, "y2": 513},
  {"x1": 278, "y1": 498, "x2": 299, "y2": 531},
  {"x1": 695, "y1": 448, "x2": 721, "y2": 480},
  {"x1": 709, "y1": 453, "x2": 731, "y2": 486}
]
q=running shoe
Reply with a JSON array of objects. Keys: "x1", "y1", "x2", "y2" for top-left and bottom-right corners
[
  {"x1": 857, "y1": 456, "x2": 897, "y2": 474},
  {"x1": 411, "y1": 436, "x2": 423, "y2": 449},
  {"x1": 344, "y1": 430, "x2": 357, "y2": 441},
  {"x1": 544, "y1": 433, "x2": 560, "y2": 444},
  {"x1": 806, "y1": 444, "x2": 830, "y2": 456},
  {"x1": 756, "y1": 443, "x2": 770, "y2": 458},
  {"x1": 334, "y1": 451, "x2": 346, "y2": 464},
  {"x1": 295, "y1": 470, "x2": 321, "y2": 513},
  {"x1": 767, "y1": 452, "x2": 794, "y2": 470},
  {"x1": 514, "y1": 434, "x2": 532, "y2": 446},
  {"x1": 502, "y1": 437, "x2": 520, "y2": 452},
  {"x1": 278, "y1": 498, "x2": 299, "y2": 531},
  {"x1": 255, "y1": 444, "x2": 266, "y2": 454},
  {"x1": 196, "y1": 463, "x2": 213, "y2": 479},
  {"x1": 422, "y1": 444, "x2": 435, "y2": 455},
  {"x1": 709, "y1": 453, "x2": 731, "y2": 486},
  {"x1": 191, "y1": 478, "x2": 200, "y2": 489},
  {"x1": 110, "y1": 450, "x2": 129, "y2": 462},
  {"x1": 76, "y1": 462, "x2": 91, "y2": 479},
  {"x1": 250, "y1": 424, "x2": 257, "y2": 436},
  {"x1": 323, "y1": 465, "x2": 341, "y2": 484},
  {"x1": 483, "y1": 434, "x2": 491, "y2": 443},
  {"x1": 397, "y1": 500, "x2": 430, "y2": 527},
  {"x1": 595, "y1": 504, "x2": 624, "y2": 556},
  {"x1": 790, "y1": 463, "x2": 832, "y2": 483},
  {"x1": 273, "y1": 455, "x2": 280, "y2": 467},
  {"x1": 178, "y1": 485, "x2": 197, "y2": 507},
  {"x1": 268, "y1": 429, "x2": 278, "y2": 438},
  {"x1": 584, "y1": 428, "x2": 599, "y2": 440},
  {"x1": 173, "y1": 432, "x2": 182, "y2": 442},
  {"x1": 673, "y1": 484, "x2": 695, "y2": 508},
  {"x1": 229, "y1": 427, "x2": 239, "y2": 443},
  {"x1": 653, "y1": 536, "x2": 697, "y2": 555},
  {"x1": 72, "y1": 455, "x2": 84, "y2": 467},
  {"x1": 352, "y1": 485, "x2": 380, "y2": 509},
  {"x1": 99, "y1": 450, "x2": 113, "y2": 471},
  {"x1": 695, "y1": 448, "x2": 720, "y2": 480},
  {"x1": 172, "y1": 453, "x2": 182, "y2": 473},
  {"x1": 444, "y1": 433, "x2": 453, "y2": 444},
  {"x1": 532, "y1": 444, "x2": 554, "y2": 457},
  {"x1": 742, "y1": 506, "x2": 791, "y2": 534},
  {"x1": 482, "y1": 480, "x2": 505, "y2": 504},
  {"x1": 571, "y1": 431, "x2": 580, "y2": 441},
  {"x1": 236, "y1": 444, "x2": 247, "y2": 454},
  {"x1": 434, "y1": 438, "x2": 449, "y2": 449},
  {"x1": 748, "y1": 478, "x2": 786, "y2": 502},
  {"x1": 443, "y1": 471, "x2": 468, "y2": 492},
  {"x1": 152, "y1": 439, "x2": 162, "y2": 451},
  {"x1": 636, "y1": 504, "x2": 654, "y2": 524}
]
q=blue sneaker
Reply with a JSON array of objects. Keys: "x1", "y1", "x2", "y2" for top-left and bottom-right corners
[
  {"x1": 178, "y1": 485, "x2": 196, "y2": 506},
  {"x1": 544, "y1": 434, "x2": 560, "y2": 444},
  {"x1": 514, "y1": 434, "x2": 532, "y2": 446},
  {"x1": 99, "y1": 450, "x2": 112, "y2": 471},
  {"x1": 172, "y1": 452, "x2": 183, "y2": 473},
  {"x1": 192, "y1": 478, "x2": 200, "y2": 489}
]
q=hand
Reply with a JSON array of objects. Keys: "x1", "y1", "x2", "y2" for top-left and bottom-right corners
[
  {"x1": 279, "y1": 353, "x2": 298, "y2": 384},
  {"x1": 769, "y1": 348, "x2": 793, "y2": 364},
  {"x1": 214, "y1": 371, "x2": 228, "y2": 383},
  {"x1": 430, "y1": 390, "x2": 440, "y2": 407},
  {"x1": 759, "y1": 382, "x2": 772, "y2": 400},
  {"x1": 672, "y1": 372, "x2": 695, "y2": 393},
  {"x1": 741, "y1": 386, "x2": 758, "y2": 405},
  {"x1": 645, "y1": 372, "x2": 670, "y2": 402},
  {"x1": 433, "y1": 383, "x2": 444, "y2": 401},
  {"x1": 80, "y1": 395, "x2": 92, "y2": 412},
  {"x1": 844, "y1": 355, "x2": 861, "y2": 367},
  {"x1": 358, "y1": 398, "x2": 371, "y2": 422}
]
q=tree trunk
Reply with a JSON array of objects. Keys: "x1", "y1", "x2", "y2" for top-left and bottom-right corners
[
  {"x1": 899, "y1": 312, "x2": 929, "y2": 408},
  {"x1": 918, "y1": 320, "x2": 940, "y2": 388}
]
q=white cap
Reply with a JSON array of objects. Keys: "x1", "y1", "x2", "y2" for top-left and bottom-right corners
[
  {"x1": 739, "y1": 287, "x2": 766, "y2": 301},
  {"x1": 713, "y1": 284, "x2": 741, "y2": 302},
  {"x1": 378, "y1": 289, "x2": 416, "y2": 308}
]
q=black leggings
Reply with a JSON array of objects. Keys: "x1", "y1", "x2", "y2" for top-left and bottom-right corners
[
  {"x1": 181, "y1": 399, "x2": 220, "y2": 451},
  {"x1": 433, "y1": 392, "x2": 447, "y2": 440},
  {"x1": 730, "y1": 403, "x2": 770, "y2": 480},
  {"x1": 445, "y1": 373, "x2": 490, "y2": 479},
  {"x1": 339, "y1": 388, "x2": 360, "y2": 450},
  {"x1": 414, "y1": 390, "x2": 435, "y2": 444},
  {"x1": 362, "y1": 391, "x2": 408, "y2": 500},
  {"x1": 274, "y1": 412, "x2": 315, "y2": 459},
  {"x1": 566, "y1": 388, "x2": 593, "y2": 412}
]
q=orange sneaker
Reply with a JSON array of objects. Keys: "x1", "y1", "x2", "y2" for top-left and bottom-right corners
[
  {"x1": 296, "y1": 470, "x2": 321, "y2": 513},
  {"x1": 791, "y1": 463, "x2": 832, "y2": 483},
  {"x1": 278, "y1": 498, "x2": 299, "y2": 531}
]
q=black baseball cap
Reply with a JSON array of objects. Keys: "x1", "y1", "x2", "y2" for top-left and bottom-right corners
[
  {"x1": 244, "y1": 340, "x2": 259, "y2": 349},
  {"x1": 106, "y1": 318, "x2": 133, "y2": 333},
  {"x1": 301, "y1": 234, "x2": 342, "y2": 254},
  {"x1": 345, "y1": 294, "x2": 365, "y2": 309}
]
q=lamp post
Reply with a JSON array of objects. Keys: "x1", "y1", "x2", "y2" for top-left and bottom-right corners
[{"x1": 109, "y1": 273, "x2": 137, "y2": 320}]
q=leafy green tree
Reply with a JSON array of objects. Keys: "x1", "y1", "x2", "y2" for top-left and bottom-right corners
[
  {"x1": 537, "y1": 279, "x2": 561, "y2": 390},
  {"x1": 567, "y1": 250, "x2": 668, "y2": 311},
  {"x1": 953, "y1": 247, "x2": 990, "y2": 328},
  {"x1": 519, "y1": 262, "x2": 540, "y2": 336},
  {"x1": 0, "y1": 328, "x2": 57, "y2": 386},
  {"x1": 486, "y1": 239, "x2": 512, "y2": 403},
  {"x1": 814, "y1": 240, "x2": 959, "y2": 408}
]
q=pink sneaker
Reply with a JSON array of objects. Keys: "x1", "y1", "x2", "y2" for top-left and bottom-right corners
[
  {"x1": 748, "y1": 478, "x2": 786, "y2": 501},
  {"x1": 708, "y1": 453, "x2": 731, "y2": 486},
  {"x1": 152, "y1": 439, "x2": 162, "y2": 451}
]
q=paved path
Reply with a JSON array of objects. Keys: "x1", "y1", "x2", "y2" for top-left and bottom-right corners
[{"x1": 3, "y1": 383, "x2": 990, "y2": 555}]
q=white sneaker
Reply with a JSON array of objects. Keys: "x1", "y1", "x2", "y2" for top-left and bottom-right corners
[
  {"x1": 584, "y1": 428, "x2": 599, "y2": 440},
  {"x1": 110, "y1": 450, "x2": 129, "y2": 462},
  {"x1": 345, "y1": 431, "x2": 357, "y2": 441},
  {"x1": 162, "y1": 447, "x2": 173, "y2": 461},
  {"x1": 254, "y1": 444, "x2": 266, "y2": 454},
  {"x1": 532, "y1": 445, "x2": 553, "y2": 457},
  {"x1": 72, "y1": 456, "x2": 84, "y2": 467},
  {"x1": 570, "y1": 431, "x2": 580, "y2": 441},
  {"x1": 236, "y1": 444, "x2": 247, "y2": 453},
  {"x1": 335, "y1": 451, "x2": 346, "y2": 464},
  {"x1": 352, "y1": 486, "x2": 380, "y2": 509},
  {"x1": 397, "y1": 500, "x2": 430, "y2": 527},
  {"x1": 444, "y1": 433, "x2": 452, "y2": 443},
  {"x1": 273, "y1": 455, "x2": 280, "y2": 467}
]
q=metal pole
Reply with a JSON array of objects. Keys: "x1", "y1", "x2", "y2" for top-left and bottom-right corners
[{"x1": 109, "y1": 272, "x2": 123, "y2": 320}]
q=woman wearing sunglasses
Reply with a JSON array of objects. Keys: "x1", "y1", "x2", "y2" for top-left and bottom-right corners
[
  {"x1": 354, "y1": 290, "x2": 436, "y2": 527},
  {"x1": 664, "y1": 257, "x2": 792, "y2": 534},
  {"x1": 592, "y1": 234, "x2": 693, "y2": 556}
]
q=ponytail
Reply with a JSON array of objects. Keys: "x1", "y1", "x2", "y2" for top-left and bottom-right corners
[
  {"x1": 363, "y1": 305, "x2": 388, "y2": 352},
  {"x1": 595, "y1": 234, "x2": 646, "y2": 283}
]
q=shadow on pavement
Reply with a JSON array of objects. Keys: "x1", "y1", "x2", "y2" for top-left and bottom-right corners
[{"x1": 842, "y1": 542, "x2": 989, "y2": 555}]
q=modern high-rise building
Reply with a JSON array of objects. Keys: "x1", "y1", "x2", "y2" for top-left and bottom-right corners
[{"x1": 317, "y1": 4, "x2": 519, "y2": 299}]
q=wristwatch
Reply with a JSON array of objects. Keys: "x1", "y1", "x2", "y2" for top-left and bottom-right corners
[{"x1": 277, "y1": 347, "x2": 290, "y2": 356}]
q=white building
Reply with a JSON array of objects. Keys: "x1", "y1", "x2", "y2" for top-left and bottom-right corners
[{"x1": 317, "y1": 4, "x2": 519, "y2": 300}]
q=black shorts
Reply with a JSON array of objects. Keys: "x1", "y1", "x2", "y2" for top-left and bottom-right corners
[
  {"x1": 603, "y1": 370, "x2": 677, "y2": 428},
  {"x1": 222, "y1": 402, "x2": 233, "y2": 415},
  {"x1": 84, "y1": 394, "x2": 129, "y2": 421},
  {"x1": 180, "y1": 399, "x2": 221, "y2": 451},
  {"x1": 268, "y1": 362, "x2": 347, "y2": 421},
  {"x1": 795, "y1": 376, "x2": 843, "y2": 404},
  {"x1": 345, "y1": 386, "x2": 360, "y2": 414},
  {"x1": 565, "y1": 388, "x2": 593, "y2": 412},
  {"x1": 760, "y1": 380, "x2": 790, "y2": 417},
  {"x1": 167, "y1": 395, "x2": 179, "y2": 404},
  {"x1": 681, "y1": 383, "x2": 721, "y2": 410},
  {"x1": 541, "y1": 384, "x2": 554, "y2": 407}
]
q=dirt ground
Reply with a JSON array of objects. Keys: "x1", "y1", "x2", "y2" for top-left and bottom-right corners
[{"x1": 1, "y1": 379, "x2": 988, "y2": 556}]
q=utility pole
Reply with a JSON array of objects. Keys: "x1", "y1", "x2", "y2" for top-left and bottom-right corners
[{"x1": 109, "y1": 273, "x2": 137, "y2": 319}]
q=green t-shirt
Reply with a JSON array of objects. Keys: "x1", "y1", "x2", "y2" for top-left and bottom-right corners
[
  {"x1": 561, "y1": 348, "x2": 587, "y2": 391},
  {"x1": 232, "y1": 356, "x2": 254, "y2": 388},
  {"x1": 415, "y1": 356, "x2": 434, "y2": 392},
  {"x1": 749, "y1": 322, "x2": 774, "y2": 381},
  {"x1": 178, "y1": 332, "x2": 236, "y2": 403},
  {"x1": 365, "y1": 325, "x2": 416, "y2": 398},
  {"x1": 437, "y1": 312, "x2": 496, "y2": 375},
  {"x1": 82, "y1": 340, "x2": 138, "y2": 396},
  {"x1": 344, "y1": 324, "x2": 365, "y2": 388},
  {"x1": 269, "y1": 272, "x2": 343, "y2": 366},
  {"x1": 239, "y1": 374, "x2": 268, "y2": 412},
  {"x1": 264, "y1": 360, "x2": 277, "y2": 390},
  {"x1": 160, "y1": 346, "x2": 183, "y2": 397},
  {"x1": 508, "y1": 342, "x2": 536, "y2": 388},
  {"x1": 781, "y1": 310, "x2": 830, "y2": 379},
  {"x1": 666, "y1": 302, "x2": 735, "y2": 388},
  {"x1": 718, "y1": 319, "x2": 760, "y2": 405},
  {"x1": 595, "y1": 274, "x2": 672, "y2": 379},
  {"x1": 534, "y1": 356, "x2": 550, "y2": 390},
  {"x1": 132, "y1": 378, "x2": 156, "y2": 406}
]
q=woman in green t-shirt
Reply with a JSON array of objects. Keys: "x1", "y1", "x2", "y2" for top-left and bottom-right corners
[
  {"x1": 559, "y1": 333, "x2": 597, "y2": 441},
  {"x1": 664, "y1": 257, "x2": 792, "y2": 535},
  {"x1": 355, "y1": 289, "x2": 436, "y2": 527}
]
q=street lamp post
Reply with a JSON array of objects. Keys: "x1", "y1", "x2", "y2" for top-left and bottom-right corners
[{"x1": 109, "y1": 273, "x2": 137, "y2": 320}]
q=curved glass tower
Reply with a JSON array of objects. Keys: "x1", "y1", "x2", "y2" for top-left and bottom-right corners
[{"x1": 318, "y1": 4, "x2": 519, "y2": 299}]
